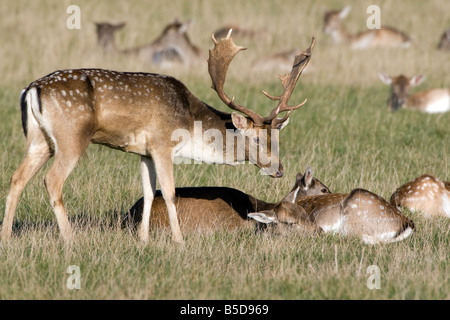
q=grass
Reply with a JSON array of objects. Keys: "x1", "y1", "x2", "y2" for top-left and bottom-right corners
[{"x1": 0, "y1": 0, "x2": 449, "y2": 300}]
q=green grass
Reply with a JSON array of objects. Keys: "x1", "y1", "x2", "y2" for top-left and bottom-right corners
[{"x1": 0, "y1": 0, "x2": 449, "y2": 300}]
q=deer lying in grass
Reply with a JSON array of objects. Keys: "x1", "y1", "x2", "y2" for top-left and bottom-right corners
[
  {"x1": 323, "y1": 6, "x2": 411, "y2": 49},
  {"x1": 378, "y1": 73, "x2": 450, "y2": 113},
  {"x1": 252, "y1": 48, "x2": 312, "y2": 74},
  {"x1": 126, "y1": 167, "x2": 329, "y2": 234},
  {"x1": 2, "y1": 31, "x2": 314, "y2": 244},
  {"x1": 289, "y1": 170, "x2": 415, "y2": 244},
  {"x1": 390, "y1": 174, "x2": 450, "y2": 218},
  {"x1": 95, "y1": 19, "x2": 202, "y2": 68}
]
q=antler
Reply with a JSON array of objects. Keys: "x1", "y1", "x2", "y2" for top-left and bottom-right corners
[
  {"x1": 263, "y1": 37, "x2": 315, "y2": 128},
  {"x1": 208, "y1": 30, "x2": 315, "y2": 128}
]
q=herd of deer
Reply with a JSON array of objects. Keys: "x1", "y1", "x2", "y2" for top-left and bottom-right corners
[{"x1": 1, "y1": 6, "x2": 449, "y2": 246}]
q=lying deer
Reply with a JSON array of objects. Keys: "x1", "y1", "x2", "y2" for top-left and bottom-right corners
[
  {"x1": 289, "y1": 170, "x2": 416, "y2": 244},
  {"x1": 126, "y1": 167, "x2": 329, "y2": 234},
  {"x1": 213, "y1": 24, "x2": 269, "y2": 42},
  {"x1": 378, "y1": 73, "x2": 450, "y2": 113},
  {"x1": 323, "y1": 6, "x2": 411, "y2": 49},
  {"x1": 2, "y1": 31, "x2": 314, "y2": 244},
  {"x1": 252, "y1": 48, "x2": 309, "y2": 74},
  {"x1": 95, "y1": 19, "x2": 202, "y2": 68},
  {"x1": 390, "y1": 174, "x2": 450, "y2": 218}
]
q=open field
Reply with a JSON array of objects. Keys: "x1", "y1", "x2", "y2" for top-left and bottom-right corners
[{"x1": 0, "y1": 0, "x2": 449, "y2": 300}]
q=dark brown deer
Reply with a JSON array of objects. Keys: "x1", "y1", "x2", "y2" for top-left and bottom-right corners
[{"x1": 2, "y1": 31, "x2": 314, "y2": 244}]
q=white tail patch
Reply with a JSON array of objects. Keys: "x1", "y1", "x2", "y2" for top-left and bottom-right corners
[{"x1": 425, "y1": 95, "x2": 450, "y2": 113}]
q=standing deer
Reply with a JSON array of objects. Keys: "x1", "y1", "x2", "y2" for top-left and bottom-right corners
[
  {"x1": 126, "y1": 167, "x2": 329, "y2": 234},
  {"x1": 323, "y1": 6, "x2": 411, "y2": 49},
  {"x1": 390, "y1": 174, "x2": 450, "y2": 218},
  {"x1": 290, "y1": 171, "x2": 415, "y2": 244},
  {"x1": 95, "y1": 19, "x2": 202, "y2": 68},
  {"x1": 378, "y1": 73, "x2": 450, "y2": 113},
  {"x1": 2, "y1": 31, "x2": 314, "y2": 244}
]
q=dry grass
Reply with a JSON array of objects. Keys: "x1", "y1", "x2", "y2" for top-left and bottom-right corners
[{"x1": 0, "y1": 0, "x2": 449, "y2": 300}]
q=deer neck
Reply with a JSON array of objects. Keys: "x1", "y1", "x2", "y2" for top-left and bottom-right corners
[{"x1": 330, "y1": 23, "x2": 352, "y2": 44}]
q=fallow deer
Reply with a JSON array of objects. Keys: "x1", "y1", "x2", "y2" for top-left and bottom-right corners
[
  {"x1": 323, "y1": 6, "x2": 411, "y2": 49},
  {"x1": 390, "y1": 174, "x2": 450, "y2": 218},
  {"x1": 437, "y1": 29, "x2": 450, "y2": 51},
  {"x1": 378, "y1": 73, "x2": 450, "y2": 113},
  {"x1": 2, "y1": 31, "x2": 314, "y2": 244},
  {"x1": 95, "y1": 19, "x2": 202, "y2": 68},
  {"x1": 290, "y1": 170, "x2": 415, "y2": 244},
  {"x1": 126, "y1": 167, "x2": 328, "y2": 234}
]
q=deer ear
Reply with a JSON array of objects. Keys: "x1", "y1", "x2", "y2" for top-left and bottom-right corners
[
  {"x1": 248, "y1": 212, "x2": 277, "y2": 224},
  {"x1": 283, "y1": 187, "x2": 300, "y2": 204},
  {"x1": 410, "y1": 75, "x2": 425, "y2": 87},
  {"x1": 231, "y1": 113, "x2": 251, "y2": 130},
  {"x1": 378, "y1": 72, "x2": 392, "y2": 85}
]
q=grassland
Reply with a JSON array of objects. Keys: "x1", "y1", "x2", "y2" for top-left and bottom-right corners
[{"x1": 0, "y1": 0, "x2": 449, "y2": 300}]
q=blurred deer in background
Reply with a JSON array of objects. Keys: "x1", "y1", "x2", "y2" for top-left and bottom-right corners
[
  {"x1": 390, "y1": 174, "x2": 450, "y2": 218},
  {"x1": 213, "y1": 24, "x2": 269, "y2": 43},
  {"x1": 2, "y1": 31, "x2": 314, "y2": 244},
  {"x1": 378, "y1": 73, "x2": 450, "y2": 113},
  {"x1": 95, "y1": 19, "x2": 202, "y2": 68},
  {"x1": 323, "y1": 6, "x2": 411, "y2": 49}
]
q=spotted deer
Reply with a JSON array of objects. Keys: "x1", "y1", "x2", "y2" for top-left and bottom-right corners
[
  {"x1": 378, "y1": 73, "x2": 450, "y2": 113},
  {"x1": 126, "y1": 167, "x2": 328, "y2": 234},
  {"x1": 95, "y1": 19, "x2": 202, "y2": 68},
  {"x1": 390, "y1": 174, "x2": 450, "y2": 218},
  {"x1": 323, "y1": 6, "x2": 411, "y2": 49},
  {"x1": 2, "y1": 31, "x2": 314, "y2": 244},
  {"x1": 290, "y1": 170, "x2": 415, "y2": 244}
]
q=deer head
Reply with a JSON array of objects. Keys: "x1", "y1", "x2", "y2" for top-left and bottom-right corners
[{"x1": 208, "y1": 30, "x2": 314, "y2": 177}]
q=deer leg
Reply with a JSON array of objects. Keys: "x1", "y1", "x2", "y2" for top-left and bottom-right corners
[
  {"x1": 2, "y1": 138, "x2": 52, "y2": 240},
  {"x1": 152, "y1": 152, "x2": 183, "y2": 244},
  {"x1": 137, "y1": 156, "x2": 156, "y2": 243}
]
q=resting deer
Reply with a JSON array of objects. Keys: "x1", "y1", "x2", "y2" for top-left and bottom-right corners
[
  {"x1": 95, "y1": 19, "x2": 202, "y2": 68},
  {"x1": 390, "y1": 174, "x2": 450, "y2": 218},
  {"x1": 126, "y1": 167, "x2": 329, "y2": 234},
  {"x1": 323, "y1": 6, "x2": 411, "y2": 49},
  {"x1": 213, "y1": 25, "x2": 269, "y2": 42},
  {"x1": 2, "y1": 31, "x2": 314, "y2": 244},
  {"x1": 378, "y1": 73, "x2": 450, "y2": 113},
  {"x1": 289, "y1": 171, "x2": 415, "y2": 244}
]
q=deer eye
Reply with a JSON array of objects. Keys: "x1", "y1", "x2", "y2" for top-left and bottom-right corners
[{"x1": 321, "y1": 188, "x2": 329, "y2": 193}]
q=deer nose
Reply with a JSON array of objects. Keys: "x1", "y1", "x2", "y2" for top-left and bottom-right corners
[{"x1": 275, "y1": 170, "x2": 284, "y2": 178}]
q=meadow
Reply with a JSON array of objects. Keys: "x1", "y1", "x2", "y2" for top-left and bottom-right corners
[{"x1": 0, "y1": 0, "x2": 449, "y2": 300}]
